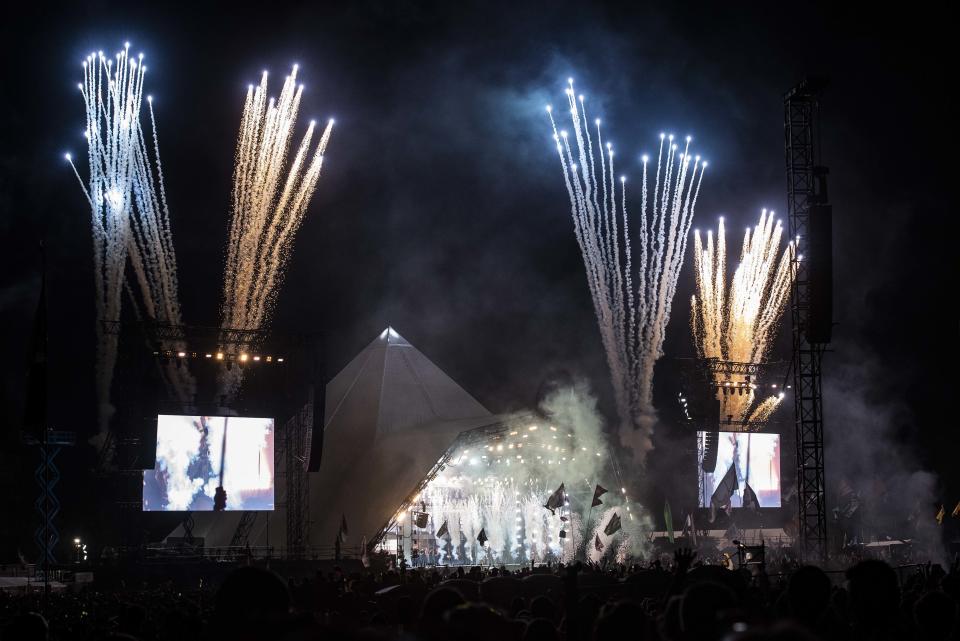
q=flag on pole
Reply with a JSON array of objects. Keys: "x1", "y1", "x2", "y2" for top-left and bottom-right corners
[
  {"x1": 591, "y1": 485, "x2": 608, "y2": 507},
  {"x1": 952, "y1": 501, "x2": 960, "y2": 518},
  {"x1": 936, "y1": 505, "x2": 945, "y2": 525},
  {"x1": 360, "y1": 535, "x2": 369, "y2": 568},
  {"x1": 664, "y1": 501, "x2": 675, "y2": 544},
  {"x1": 604, "y1": 512, "x2": 622, "y2": 536},
  {"x1": 545, "y1": 483, "x2": 566, "y2": 515},
  {"x1": 594, "y1": 534, "x2": 604, "y2": 552},
  {"x1": 436, "y1": 520, "x2": 449, "y2": 538},
  {"x1": 477, "y1": 528, "x2": 488, "y2": 546},
  {"x1": 415, "y1": 512, "x2": 429, "y2": 528}
]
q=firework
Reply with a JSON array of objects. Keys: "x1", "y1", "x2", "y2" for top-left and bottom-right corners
[
  {"x1": 547, "y1": 79, "x2": 706, "y2": 462},
  {"x1": 691, "y1": 209, "x2": 795, "y2": 425},
  {"x1": 221, "y1": 65, "x2": 334, "y2": 333},
  {"x1": 67, "y1": 43, "x2": 190, "y2": 448}
]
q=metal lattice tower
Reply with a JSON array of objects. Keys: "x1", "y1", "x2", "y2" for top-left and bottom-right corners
[
  {"x1": 282, "y1": 401, "x2": 312, "y2": 557},
  {"x1": 29, "y1": 431, "x2": 76, "y2": 565},
  {"x1": 784, "y1": 78, "x2": 829, "y2": 561}
]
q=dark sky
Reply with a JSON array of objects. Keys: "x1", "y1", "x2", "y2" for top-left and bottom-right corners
[{"x1": 0, "y1": 2, "x2": 953, "y2": 551}]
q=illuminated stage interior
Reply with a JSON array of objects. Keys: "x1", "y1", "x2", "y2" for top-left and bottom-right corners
[{"x1": 375, "y1": 412, "x2": 642, "y2": 566}]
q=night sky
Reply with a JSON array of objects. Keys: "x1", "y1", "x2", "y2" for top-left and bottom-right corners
[{"x1": 0, "y1": 2, "x2": 952, "y2": 553}]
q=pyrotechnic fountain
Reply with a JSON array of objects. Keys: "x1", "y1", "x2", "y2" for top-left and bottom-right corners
[
  {"x1": 218, "y1": 65, "x2": 334, "y2": 398},
  {"x1": 67, "y1": 43, "x2": 191, "y2": 450},
  {"x1": 221, "y1": 65, "x2": 334, "y2": 333},
  {"x1": 690, "y1": 209, "x2": 795, "y2": 426},
  {"x1": 546, "y1": 79, "x2": 706, "y2": 462}
]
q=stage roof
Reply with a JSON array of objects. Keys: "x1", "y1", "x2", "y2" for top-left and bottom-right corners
[{"x1": 309, "y1": 327, "x2": 496, "y2": 546}]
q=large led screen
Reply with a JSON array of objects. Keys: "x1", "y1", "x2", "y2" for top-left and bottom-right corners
[
  {"x1": 698, "y1": 431, "x2": 781, "y2": 508},
  {"x1": 143, "y1": 415, "x2": 275, "y2": 511}
]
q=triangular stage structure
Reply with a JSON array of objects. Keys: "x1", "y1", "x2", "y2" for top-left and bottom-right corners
[
  {"x1": 308, "y1": 327, "x2": 496, "y2": 548},
  {"x1": 166, "y1": 327, "x2": 495, "y2": 552}
]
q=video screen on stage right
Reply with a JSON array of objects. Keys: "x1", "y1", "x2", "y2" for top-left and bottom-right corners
[{"x1": 698, "y1": 431, "x2": 781, "y2": 508}]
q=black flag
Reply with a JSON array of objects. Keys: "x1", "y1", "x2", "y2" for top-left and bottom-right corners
[
  {"x1": 545, "y1": 483, "x2": 566, "y2": 515},
  {"x1": 604, "y1": 512, "x2": 622, "y2": 536},
  {"x1": 710, "y1": 462, "x2": 739, "y2": 522},
  {"x1": 591, "y1": 485, "x2": 608, "y2": 508},
  {"x1": 23, "y1": 246, "x2": 47, "y2": 441},
  {"x1": 742, "y1": 483, "x2": 761, "y2": 513},
  {"x1": 415, "y1": 512, "x2": 429, "y2": 528},
  {"x1": 594, "y1": 534, "x2": 604, "y2": 552},
  {"x1": 436, "y1": 520, "x2": 449, "y2": 538},
  {"x1": 477, "y1": 528, "x2": 488, "y2": 546},
  {"x1": 559, "y1": 529, "x2": 566, "y2": 539}
]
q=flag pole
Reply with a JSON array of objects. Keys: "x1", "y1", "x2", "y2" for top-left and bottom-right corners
[
  {"x1": 39, "y1": 241, "x2": 49, "y2": 609},
  {"x1": 585, "y1": 504, "x2": 594, "y2": 561}
]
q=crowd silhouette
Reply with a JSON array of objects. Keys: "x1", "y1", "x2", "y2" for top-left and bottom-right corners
[{"x1": 2, "y1": 552, "x2": 959, "y2": 640}]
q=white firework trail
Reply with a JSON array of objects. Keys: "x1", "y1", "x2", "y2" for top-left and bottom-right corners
[
  {"x1": 222, "y1": 65, "x2": 334, "y2": 334},
  {"x1": 67, "y1": 43, "x2": 191, "y2": 448},
  {"x1": 547, "y1": 79, "x2": 706, "y2": 463},
  {"x1": 691, "y1": 209, "x2": 796, "y2": 425}
]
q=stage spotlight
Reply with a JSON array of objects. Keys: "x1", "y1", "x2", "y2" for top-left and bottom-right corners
[
  {"x1": 177, "y1": 352, "x2": 186, "y2": 358},
  {"x1": 216, "y1": 352, "x2": 224, "y2": 360},
  {"x1": 239, "y1": 353, "x2": 248, "y2": 362}
]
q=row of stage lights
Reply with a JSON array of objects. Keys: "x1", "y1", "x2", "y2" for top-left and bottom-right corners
[
  {"x1": 153, "y1": 350, "x2": 285, "y2": 363},
  {"x1": 713, "y1": 381, "x2": 789, "y2": 390},
  {"x1": 715, "y1": 381, "x2": 791, "y2": 397}
]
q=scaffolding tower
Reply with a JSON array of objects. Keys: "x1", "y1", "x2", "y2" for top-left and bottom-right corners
[{"x1": 784, "y1": 78, "x2": 830, "y2": 562}]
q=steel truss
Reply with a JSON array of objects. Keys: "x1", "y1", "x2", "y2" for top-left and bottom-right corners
[
  {"x1": 278, "y1": 401, "x2": 312, "y2": 557},
  {"x1": 785, "y1": 78, "x2": 829, "y2": 562},
  {"x1": 677, "y1": 358, "x2": 789, "y2": 432},
  {"x1": 29, "y1": 431, "x2": 76, "y2": 564}
]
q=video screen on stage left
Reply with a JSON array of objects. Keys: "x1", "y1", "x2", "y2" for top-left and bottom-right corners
[
  {"x1": 698, "y1": 431, "x2": 781, "y2": 508},
  {"x1": 143, "y1": 415, "x2": 275, "y2": 512}
]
